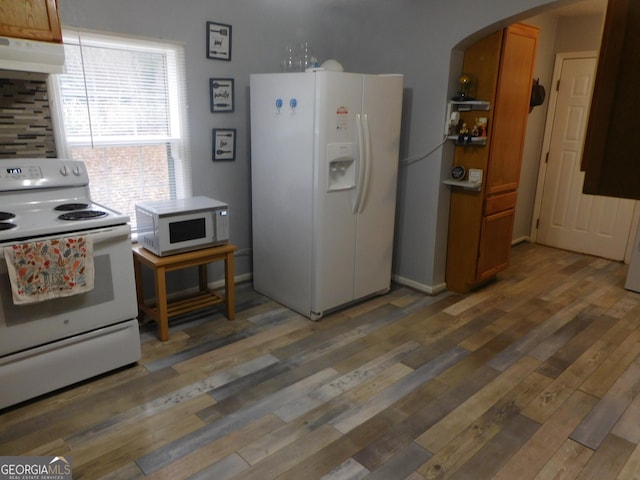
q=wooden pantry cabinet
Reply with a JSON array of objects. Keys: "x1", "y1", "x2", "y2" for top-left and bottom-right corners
[
  {"x1": 445, "y1": 23, "x2": 538, "y2": 293},
  {"x1": 0, "y1": 0, "x2": 62, "y2": 43}
]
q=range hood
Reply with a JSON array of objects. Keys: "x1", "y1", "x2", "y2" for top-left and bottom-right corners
[{"x1": 0, "y1": 36, "x2": 65, "y2": 74}]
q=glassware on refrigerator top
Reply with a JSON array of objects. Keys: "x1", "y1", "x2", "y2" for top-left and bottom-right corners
[
  {"x1": 298, "y1": 41, "x2": 313, "y2": 71},
  {"x1": 282, "y1": 44, "x2": 297, "y2": 72}
]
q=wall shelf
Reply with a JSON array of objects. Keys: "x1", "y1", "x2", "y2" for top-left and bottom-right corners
[
  {"x1": 445, "y1": 101, "x2": 491, "y2": 138},
  {"x1": 442, "y1": 179, "x2": 482, "y2": 191},
  {"x1": 449, "y1": 100, "x2": 490, "y2": 111},
  {"x1": 448, "y1": 135, "x2": 487, "y2": 146}
]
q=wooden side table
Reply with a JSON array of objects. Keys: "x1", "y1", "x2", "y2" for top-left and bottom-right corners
[{"x1": 132, "y1": 243, "x2": 237, "y2": 341}]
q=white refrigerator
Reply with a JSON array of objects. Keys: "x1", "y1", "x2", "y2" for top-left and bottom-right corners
[{"x1": 250, "y1": 71, "x2": 403, "y2": 319}]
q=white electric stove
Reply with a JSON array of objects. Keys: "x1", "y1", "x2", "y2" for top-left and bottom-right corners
[{"x1": 0, "y1": 158, "x2": 141, "y2": 409}]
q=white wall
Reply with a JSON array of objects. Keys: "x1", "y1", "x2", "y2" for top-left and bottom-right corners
[
  {"x1": 515, "y1": 11, "x2": 604, "y2": 244},
  {"x1": 57, "y1": 0, "x2": 579, "y2": 291},
  {"x1": 555, "y1": 13, "x2": 605, "y2": 51}
]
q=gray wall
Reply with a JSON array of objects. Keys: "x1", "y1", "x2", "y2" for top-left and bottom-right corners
[{"x1": 57, "y1": 0, "x2": 586, "y2": 292}]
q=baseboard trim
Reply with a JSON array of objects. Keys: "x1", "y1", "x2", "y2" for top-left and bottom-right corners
[
  {"x1": 392, "y1": 274, "x2": 448, "y2": 295},
  {"x1": 208, "y1": 272, "x2": 253, "y2": 290},
  {"x1": 512, "y1": 236, "x2": 530, "y2": 246},
  {"x1": 175, "y1": 271, "x2": 452, "y2": 301}
]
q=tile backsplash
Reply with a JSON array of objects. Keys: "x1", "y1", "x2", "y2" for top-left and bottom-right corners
[{"x1": 0, "y1": 77, "x2": 57, "y2": 158}]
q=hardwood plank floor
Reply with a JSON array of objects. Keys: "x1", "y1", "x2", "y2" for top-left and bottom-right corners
[{"x1": 3, "y1": 242, "x2": 640, "y2": 479}]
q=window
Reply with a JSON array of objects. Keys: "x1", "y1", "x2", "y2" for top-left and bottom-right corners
[{"x1": 50, "y1": 30, "x2": 191, "y2": 232}]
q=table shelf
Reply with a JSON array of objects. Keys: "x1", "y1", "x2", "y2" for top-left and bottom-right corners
[{"x1": 132, "y1": 243, "x2": 237, "y2": 341}]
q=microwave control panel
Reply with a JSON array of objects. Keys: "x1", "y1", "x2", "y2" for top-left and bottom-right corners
[{"x1": 215, "y1": 209, "x2": 230, "y2": 241}]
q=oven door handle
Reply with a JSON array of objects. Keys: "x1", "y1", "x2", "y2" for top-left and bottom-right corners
[
  {"x1": 81, "y1": 225, "x2": 132, "y2": 244},
  {"x1": 0, "y1": 224, "x2": 132, "y2": 259}
]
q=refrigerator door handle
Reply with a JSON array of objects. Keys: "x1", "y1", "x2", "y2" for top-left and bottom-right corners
[
  {"x1": 358, "y1": 113, "x2": 372, "y2": 214},
  {"x1": 353, "y1": 113, "x2": 366, "y2": 214}
]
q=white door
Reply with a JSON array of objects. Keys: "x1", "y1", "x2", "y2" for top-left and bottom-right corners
[{"x1": 535, "y1": 54, "x2": 636, "y2": 260}]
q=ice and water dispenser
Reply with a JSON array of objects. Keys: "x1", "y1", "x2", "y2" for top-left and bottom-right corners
[{"x1": 327, "y1": 143, "x2": 356, "y2": 191}]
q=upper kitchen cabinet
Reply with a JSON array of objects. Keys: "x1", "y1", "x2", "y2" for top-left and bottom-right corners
[
  {"x1": 582, "y1": 0, "x2": 640, "y2": 199},
  {"x1": 0, "y1": 0, "x2": 62, "y2": 43},
  {"x1": 445, "y1": 23, "x2": 538, "y2": 294}
]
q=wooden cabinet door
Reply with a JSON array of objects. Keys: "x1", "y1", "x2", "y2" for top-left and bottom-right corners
[
  {"x1": 485, "y1": 24, "x2": 538, "y2": 196},
  {"x1": 476, "y1": 208, "x2": 516, "y2": 281},
  {"x1": 582, "y1": 0, "x2": 640, "y2": 199},
  {"x1": 0, "y1": 0, "x2": 62, "y2": 42}
]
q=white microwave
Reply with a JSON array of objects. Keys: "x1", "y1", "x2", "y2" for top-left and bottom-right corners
[{"x1": 135, "y1": 196, "x2": 229, "y2": 256}]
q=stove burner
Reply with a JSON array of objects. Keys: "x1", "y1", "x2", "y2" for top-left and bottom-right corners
[
  {"x1": 0, "y1": 212, "x2": 15, "y2": 221},
  {"x1": 58, "y1": 210, "x2": 108, "y2": 221},
  {"x1": 55, "y1": 203, "x2": 90, "y2": 211},
  {"x1": 0, "y1": 222, "x2": 17, "y2": 231}
]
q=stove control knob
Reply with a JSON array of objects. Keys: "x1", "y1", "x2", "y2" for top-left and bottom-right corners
[
  {"x1": 60, "y1": 166, "x2": 69, "y2": 176},
  {"x1": 72, "y1": 165, "x2": 81, "y2": 176}
]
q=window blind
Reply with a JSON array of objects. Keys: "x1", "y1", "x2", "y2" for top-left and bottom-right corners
[{"x1": 51, "y1": 29, "x2": 192, "y2": 232}]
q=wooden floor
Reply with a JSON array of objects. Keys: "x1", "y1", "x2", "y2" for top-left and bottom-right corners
[{"x1": 3, "y1": 242, "x2": 640, "y2": 479}]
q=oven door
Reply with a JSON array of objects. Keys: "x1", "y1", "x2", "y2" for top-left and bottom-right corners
[{"x1": 0, "y1": 224, "x2": 138, "y2": 357}]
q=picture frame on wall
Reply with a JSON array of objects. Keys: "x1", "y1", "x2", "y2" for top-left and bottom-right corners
[
  {"x1": 206, "y1": 21, "x2": 232, "y2": 61},
  {"x1": 210, "y1": 78, "x2": 235, "y2": 113},
  {"x1": 212, "y1": 128, "x2": 236, "y2": 161}
]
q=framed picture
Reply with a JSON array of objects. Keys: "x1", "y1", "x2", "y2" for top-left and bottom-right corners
[
  {"x1": 207, "y1": 21, "x2": 232, "y2": 61},
  {"x1": 212, "y1": 128, "x2": 236, "y2": 161},
  {"x1": 210, "y1": 78, "x2": 234, "y2": 113}
]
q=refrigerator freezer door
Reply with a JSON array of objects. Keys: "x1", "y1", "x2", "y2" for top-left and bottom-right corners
[
  {"x1": 353, "y1": 74, "x2": 404, "y2": 299},
  {"x1": 250, "y1": 73, "x2": 317, "y2": 315},
  {"x1": 311, "y1": 72, "x2": 364, "y2": 315}
]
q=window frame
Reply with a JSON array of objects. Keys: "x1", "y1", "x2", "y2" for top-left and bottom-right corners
[{"x1": 48, "y1": 29, "x2": 192, "y2": 231}]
